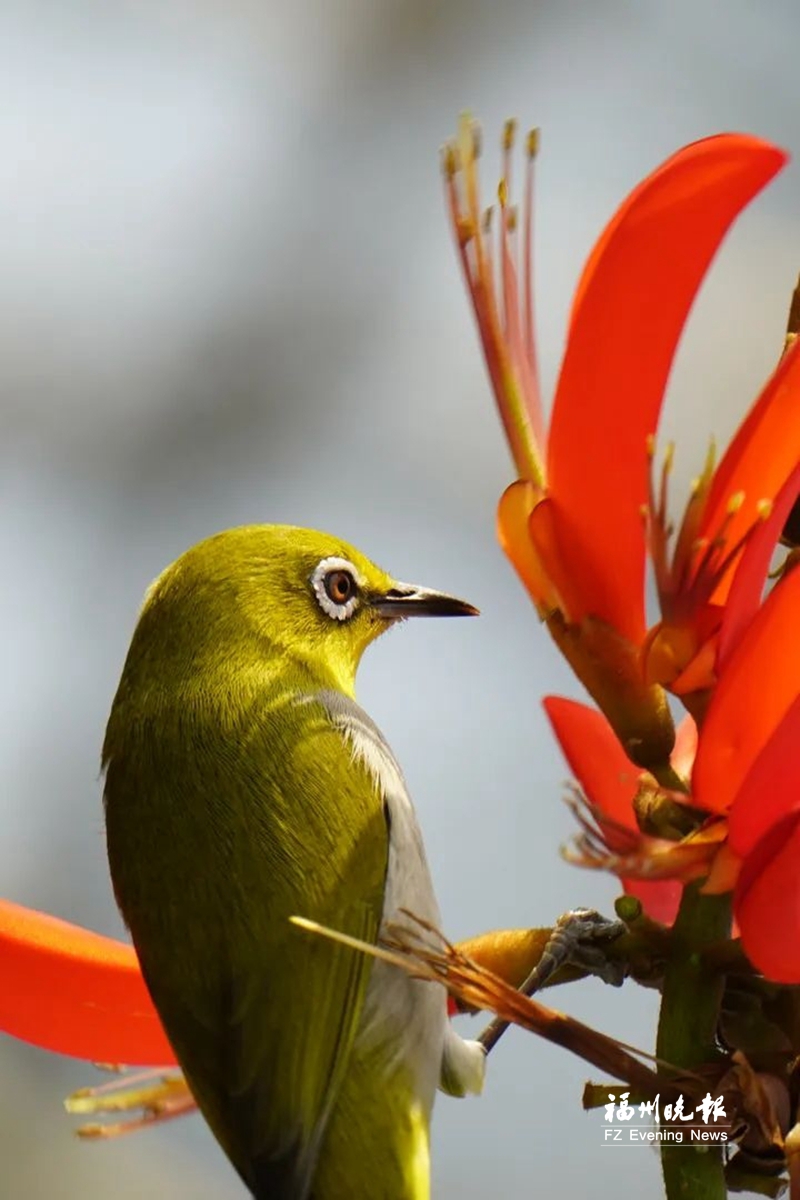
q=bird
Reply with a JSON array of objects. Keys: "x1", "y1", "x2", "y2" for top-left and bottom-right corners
[{"x1": 102, "y1": 524, "x2": 486, "y2": 1199}]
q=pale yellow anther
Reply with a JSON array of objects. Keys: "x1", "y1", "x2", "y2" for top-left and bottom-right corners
[
  {"x1": 502, "y1": 118, "x2": 517, "y2": 151},
  {"x1": 441, "y1": 143, "x2": 459, "y2": 180},
  {"x1": 456, "y1": 215, "x2": 476, "y2": 247},
  {"x1": 527, "y1": 128, "x2": 540, "y2": 158},
  {"x1": 497, "y1": 177, "x2": 509, "y2": 208},
  {"x1": 689, "y1": 477, "x2": 701, "y2": 497},
  {"x1": 663, "y1": 442, "x2": 675, "y2": 473},
  {"x1": 727, "y1": 490, "x2": 745, "y2": 514},
  {"x1": 482, "y1": 206, "x2": 493, "y2": 233},
  {"x1": 457, "y1": 112, "x2": 479, "y2": 173},
  {"x1": 507, "y1": 206, "x2": 518, "y2": 233},
  {"x1": 756, "y1": 498, "x2": 773, "y2": 520}
]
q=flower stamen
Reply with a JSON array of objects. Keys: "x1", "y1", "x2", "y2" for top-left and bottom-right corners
[
  {"x1": 443, "y1": 114, "x2": 545, "y2": 485},
  {"x1": 643, "y1": 436, "x2": 776, "y2": 694},
  {"x1": 564, "y1": 788, "x2": 723, "y2": 885}
]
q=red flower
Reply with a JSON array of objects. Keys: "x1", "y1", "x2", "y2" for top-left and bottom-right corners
[
  {"x1": 447, "y1": 117, "x2": 800, "y2": 774},
  {"x1": 544, "y1": 695, "x2": 692, "y2": 926},
  {"x1": 693, "y1": 511, "x2": 800, "y2": 981},
  {"x1": 642, "y1": 366, "x2": 800, "y2": 700},
  {"x1": 546, "y1": 504, "x2": 800, "y2": 978}
]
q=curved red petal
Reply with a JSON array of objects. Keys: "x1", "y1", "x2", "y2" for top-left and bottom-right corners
[
  {"x1": 735, "y1": 812, "x2": 800, "y2": 983},
  {"x1": 547, "y1": 135, "x2": 786, "y2": 644},
  {"x1": 497, "y1": 480, "x2": 552, "y2": 609},
  {"x1": 728, "y1": 691, "x2": 800, "y2": 856},
  {"x1": 544, "y1": 698, "x2": 683, "y2": 924},
  {"x1": 543, "y1": 695, "x2": 639, "y2": 828},
  {"x1": 692, "y1": 559, "x2": 800, "y2": 815},
  {"x1": 704, "y1": 340, "x2": 800, "y2": 608},
  {"x1": 621, "y1": 877, "x2": 683, "y2": 926},
  {"x1": 717, "y1": 460, "x2": 800, "y2": 670},
  {"x1": 0, "y1": 899, "x2": 175, "y2": 1065}
]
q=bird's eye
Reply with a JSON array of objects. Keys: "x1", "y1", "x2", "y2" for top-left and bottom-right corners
[
  {"x1": 310, "y1": 556, "x2": 362, "y2": 621},
  {"x1": 324, "y1": 569, "x2": 357, "y2": 605}
]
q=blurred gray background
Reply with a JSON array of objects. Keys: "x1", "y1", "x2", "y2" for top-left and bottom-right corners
[{"x1": 2, "y1": 1, "x2": 799, "y2": 1196}]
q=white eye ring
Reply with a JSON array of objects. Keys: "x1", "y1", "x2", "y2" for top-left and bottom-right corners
[{"x1": 311, "y1": 557, "x2": 363, "y2": 621}]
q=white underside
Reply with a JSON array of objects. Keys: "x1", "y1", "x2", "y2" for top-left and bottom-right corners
[{"x1": 317, "y1": 690, "x2": 485, "y2": 1109}]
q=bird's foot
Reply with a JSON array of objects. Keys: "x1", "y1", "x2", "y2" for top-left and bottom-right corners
[
  {"x1": 528, "y1": 906, "x2": 627, "y2": 990},
  {"x1": 65, "y1": 1066, "x2": 195, "y2": 1138},
  {"x1": 477, "y1": 907, "x2": 626, "y2": 1054}
]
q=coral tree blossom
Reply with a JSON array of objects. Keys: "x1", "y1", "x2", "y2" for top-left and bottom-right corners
[
  {"x1": 448, "y1": 116, "x2": 800, "y2": 981},
  {"x1": 446, "y1": 116, "x2": 800, "y2": 780},
  {"x1": 546, "y1": 533, "x2": 800, "y2": 983},
  {"x1": 544, "y1": 434, "x2": 800, "y2": 976}
]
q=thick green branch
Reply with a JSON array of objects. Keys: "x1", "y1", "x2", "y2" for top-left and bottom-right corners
[{"x1": 656, "y1": 884, "x2": 731, "y2": 1200}]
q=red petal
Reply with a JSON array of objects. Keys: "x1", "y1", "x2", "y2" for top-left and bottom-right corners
[
  {"x1": 543, "y1": 697, "x2": 683, "y2": 924},
  {"x1": 543, "y1": 695, "x2": 640, "y2": 828},
  {"x1": 0, "y1": 899, "x2": 175, "y2": 1065},
  {"x1": 704, "y1": 340, "x2": 800, "y2": 608},
  {"x1": 717, "y1": 460, "x2": 800, "y2": 670},
  {"x1": 735, "y1": 812, "x2": 800, "y2": 983},
  {"x1": 728, "y1": 691, "x2": 800, "y2": 856},
  {"x1": 693, "y1": 560, "x2": 800, "y2": 815},
  {"x1": 621, "y1": 877, "x2": 683, "y2": 926},
  {"x1": 547, "y1": 135, "x2": 786, "y2": 645}
]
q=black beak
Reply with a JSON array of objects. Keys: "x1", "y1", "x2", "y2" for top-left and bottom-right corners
[{"x1": 370, "y1": 583, "x2": 479, "y2": 619}]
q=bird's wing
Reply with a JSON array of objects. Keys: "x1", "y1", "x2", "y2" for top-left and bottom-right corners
[{"x1": 110, "y1": 695, "x2": 389, "y2": 1200}]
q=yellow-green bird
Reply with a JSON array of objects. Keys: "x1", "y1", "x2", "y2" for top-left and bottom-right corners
[{"x1": 102, "y1": 525, "x2": 486, "y2": 1199}]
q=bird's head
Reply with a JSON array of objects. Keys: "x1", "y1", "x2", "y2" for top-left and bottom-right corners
[{"x1": 137, "y1": 525, "x2": 478, "y2": 696}]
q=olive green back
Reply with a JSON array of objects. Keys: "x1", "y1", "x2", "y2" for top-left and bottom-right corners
[{"x1": 104, "y1": 650, "x2": 388, "y2": 1198}]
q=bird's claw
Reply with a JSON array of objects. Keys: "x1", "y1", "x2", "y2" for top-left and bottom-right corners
[
  {"x1": 544, "y1": 907, "x2": 627, "y2": 988},
  {"x1": 476, "y1": 908, "x2": 626, "y2": 1054}
]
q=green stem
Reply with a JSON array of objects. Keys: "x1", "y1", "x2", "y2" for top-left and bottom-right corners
[{"x1": 655, "y1": 883, "x2": 731, "y2": 1200}]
